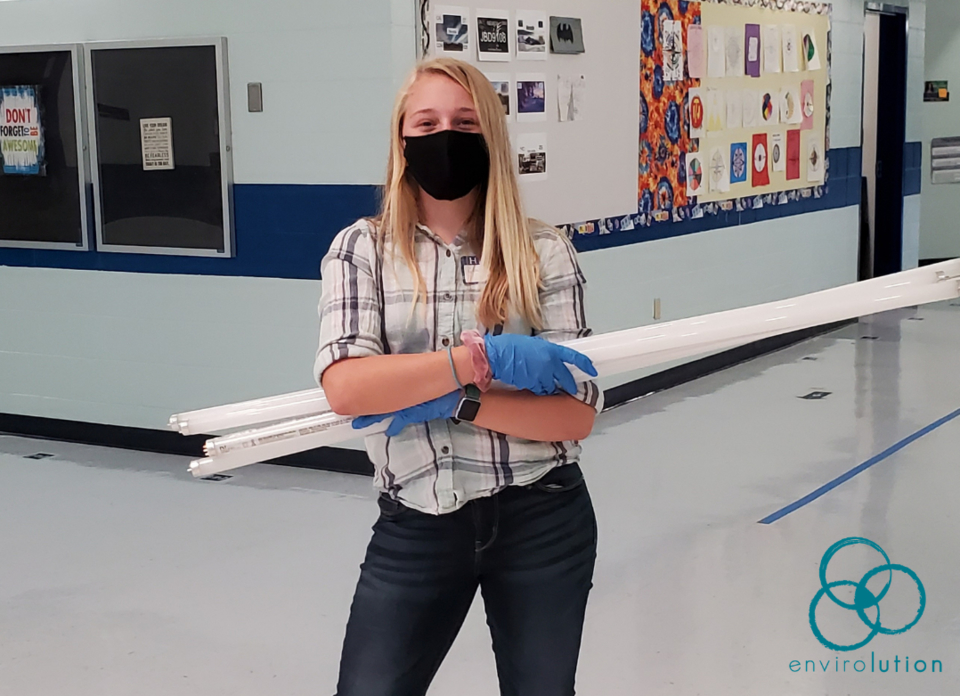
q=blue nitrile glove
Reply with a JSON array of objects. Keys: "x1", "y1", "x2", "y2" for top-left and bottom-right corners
[
  {"x1": 351, "y1": 390, "x2": 461, "y2": 437},
  {"x1": 483, "y1": 334, "x2": 598, "y2": 396}
]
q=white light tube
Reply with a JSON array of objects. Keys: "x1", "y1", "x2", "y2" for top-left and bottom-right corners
[{"x1": 184, "y1": 260, "x2": 960, "y2": 477}]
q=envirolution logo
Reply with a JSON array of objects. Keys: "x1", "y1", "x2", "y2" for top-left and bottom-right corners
[{"x1": 790, "y1": 537, "x2": 943, "y2": 675}]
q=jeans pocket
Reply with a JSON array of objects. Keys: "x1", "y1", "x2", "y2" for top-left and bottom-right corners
[{"x1": 532, "y1": 463, "x2": 585, "y2": 493}]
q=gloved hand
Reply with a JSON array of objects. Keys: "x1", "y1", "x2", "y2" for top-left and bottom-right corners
[
  {"x1": 483, "y1": 334, "x2": 598, "y2": 396},
  {"x1": 351, "y1": 390, "x2": 461, "y2": 437}
]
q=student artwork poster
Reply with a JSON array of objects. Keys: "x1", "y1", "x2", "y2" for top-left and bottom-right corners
[
  {"x1": 516, "y1": 74, "x2": 546, "y2": 122},
  {"x1": 435, "y1": 6, "x2": 470, "y2": 55}
]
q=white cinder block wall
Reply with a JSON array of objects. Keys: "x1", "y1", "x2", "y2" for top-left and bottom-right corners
[{"x1": 0, "y1": 0, "x2": 926, "y2": 454}]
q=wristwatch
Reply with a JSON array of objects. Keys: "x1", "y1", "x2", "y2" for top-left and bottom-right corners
[{"x1": 452, "y1": 383, "x2": 482, "y2": 423}]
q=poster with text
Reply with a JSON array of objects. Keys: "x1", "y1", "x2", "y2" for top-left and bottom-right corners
[
  {"x1": 0, "y1": 85, "x2": 44, "y2": 175},
  {"x1": 435, "y1": 6, "x2": 470, "y2": 54},
  {"x1": 140, "y1": 117, "x2": 174, "y2": 171},
  {"x1": 477, "y1": 10, "x2": 510, "y2": 61}
]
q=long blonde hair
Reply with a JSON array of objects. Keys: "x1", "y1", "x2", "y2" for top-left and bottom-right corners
[{"x1": 375, "y1": 57, "x2": 545, "y2": 332}]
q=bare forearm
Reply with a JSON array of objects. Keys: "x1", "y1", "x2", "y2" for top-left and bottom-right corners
[
  {"x1": 472, "y1": 389, "x2": 596, "y2": 442},
  {"x1": 322, "y1": 347, "x2": 473, "y2": 416}
]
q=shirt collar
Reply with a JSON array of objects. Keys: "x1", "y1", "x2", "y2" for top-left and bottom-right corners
[{"x1": 416, "y1": 223, "x2": 469, "y2": 249}]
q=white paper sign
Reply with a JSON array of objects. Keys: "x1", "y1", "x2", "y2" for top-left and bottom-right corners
[
  {"x1": 140, "y1": 117, "x2": 174, "y2": 170},
  {"x1": 764, "y1": 26, "x2": 782, "y2": 73}
]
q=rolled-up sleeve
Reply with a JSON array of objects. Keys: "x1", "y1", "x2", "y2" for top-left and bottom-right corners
[
  {"x1": 314, "y1": 221, "x2": 384, "y2": 386},
  {"x1": 532, "y1": 227, "x2": 604, "y2": 414}
]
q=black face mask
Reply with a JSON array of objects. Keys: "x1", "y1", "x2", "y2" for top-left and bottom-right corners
[{"x1": 403, "y1": 130, "x2": 490, "y2": 201}]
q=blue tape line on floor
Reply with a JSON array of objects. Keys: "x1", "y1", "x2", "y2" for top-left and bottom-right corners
[{"x1": 759, "y1": 406, "x2": 960, "y2": 524}]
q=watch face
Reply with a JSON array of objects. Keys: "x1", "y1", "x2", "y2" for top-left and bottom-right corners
[{"x1": 456, "y1": 398, "x2": 482, "y2": 422}]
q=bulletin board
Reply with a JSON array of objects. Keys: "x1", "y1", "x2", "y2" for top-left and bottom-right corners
[
  {"x1": 580, "y1": 0, "x2": 833, "y2": 236},
  {"x1": 419, "y1": 1, "x2": 641, "y2": 227}
]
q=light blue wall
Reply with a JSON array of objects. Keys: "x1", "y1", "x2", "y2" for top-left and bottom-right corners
[{"x1": 0, "y1": 0, "x2": 929, "y2": 451}]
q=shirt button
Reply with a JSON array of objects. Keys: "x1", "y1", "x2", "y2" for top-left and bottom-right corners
[
  {"x1": 441, "y1": 337, "x2": 450, "y2": 347},
  {"x1": 441, "y1": 446, "x2": 450, "y2": 454},
  {"x1": 444, "y1": 292, "x2": 453, "y2": 300},
  {"x1": 446, "y1": 249, "x2": 452, "y2": 257}
]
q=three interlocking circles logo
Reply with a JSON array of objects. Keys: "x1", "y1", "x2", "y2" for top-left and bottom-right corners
[{"x1": 809, "y1": 537, "x2": 926, "y2": 652}]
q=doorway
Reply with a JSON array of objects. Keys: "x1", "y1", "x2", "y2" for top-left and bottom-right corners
[{"x1": 860, "y1": 4, "x2": 908, "y2": 280}]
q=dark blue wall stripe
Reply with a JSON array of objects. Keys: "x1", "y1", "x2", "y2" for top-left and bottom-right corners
[
  {"x1": 903, "y1": 140, "x2": 922, "y2": 196},
  {"x1": 759, "y1": 405, "x2": 960, "y2": 524},
  {"x1": 0, "y1": 184, "x2": 380, "y2": 280},
  {"x1": 0, "y1": 143, "x2": 917, "y2": 278}
]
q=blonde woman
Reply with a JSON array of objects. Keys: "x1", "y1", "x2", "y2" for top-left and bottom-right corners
[{"x1": 315, "y1": 57, "x2": 604, "y2": 696}]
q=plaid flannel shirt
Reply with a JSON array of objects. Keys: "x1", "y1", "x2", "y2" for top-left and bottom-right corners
[{"x1": 314, "y1": 218, "x2": 603, "y2": 515}]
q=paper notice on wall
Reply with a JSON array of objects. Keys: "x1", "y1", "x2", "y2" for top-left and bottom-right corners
[
  {"x1": 726, "y1": 90, "x2": 743, "y2": 130},
  {"x1": 760, "y1": 89, "x2": 779, "y2": 126},
  {"x1": 663, "y1": 20, "x2": 685, "y2": 83},
  {"x1": 706, "y1": 89, "x2": 726, "y2": 132},
  {"x1": 517, "y1": 132, "x2": 547, "y2": 181},
  {"x1": 752, "y1": 133, "x2": 770, "y2": 187},
  {"x1": 140, "y1": 117, "x2": 174, "y2": 171},
  {"x1": 709, "y1": 145, "x2": 730, "y2": 193},
  {"x1": 807, "y1": 132, "x2": 825, "y2": 183},
  {"x1": 725, "y1": 26, "x2": 745, "y2": 78},
  {"x1": 780, "y1": 85, "x2": 803, "y2": 125},
  {"x1": 745, "y1": 24, "x2": 761, "y2": 78},
  {"x1": 477, "y1": 9, "x2": 510, "y2": 61},
  {"x1": 782, "y1": 25, "x2": 800, "y2": 73},
  {"x1": 689, "y1": 87, "x2": 705, "y2": 138},
  {"x1": 764, "y1": 26, "x2": 782, "y2": 74},
  {"x1": 708, "y1": 26, "x2": 725, "y2": 78},
  {"x1": 770, "y1": 131, "x2": 786, "y2": 172},
  {"x1": 0, "y1": 85, "x2": 44, "y2": 175},
  {"x1": 801, "y1": 79, "x2": 815, "y2": 130},
  {"x1": 687, "y1": 25, "x2": 705, "y2": 79},
  {"x1": 558, "y1": 74, "x2": 586, "y2": 122},
  {"x1": 801, "y1": 29, "x2": 821, "y2": 71},
  {"x1": 786, "y1": 129, "x2": 801, "y2": 180},
  {"x1": 687, "y1": 149, "x2": 705, "y2": 197},
  {"x1": 742, "y1": 89, "x2": 759, "y2": 128}
]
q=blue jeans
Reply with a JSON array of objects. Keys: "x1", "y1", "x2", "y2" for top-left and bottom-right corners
[{"x1": 334, "y1": 463, "x2": 598, "y2": 696}]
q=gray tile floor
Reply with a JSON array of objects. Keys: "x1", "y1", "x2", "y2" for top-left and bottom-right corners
[{"x1": 2, "y1": 302, "x2": 958, "y2": 695}]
